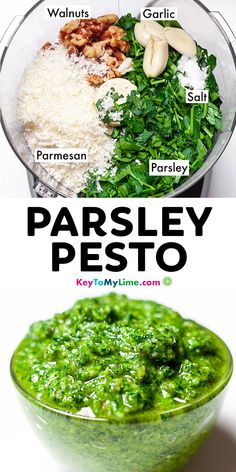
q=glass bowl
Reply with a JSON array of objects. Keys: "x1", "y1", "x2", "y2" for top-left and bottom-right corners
[
  {"x1": 10, "y1": 329, "x2": 233, "y2": 472},
  {"x1": 1, "y1": 0, "x2": 236, "y2": 197}
]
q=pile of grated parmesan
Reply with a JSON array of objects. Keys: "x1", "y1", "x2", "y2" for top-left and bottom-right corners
[
  {"x1": 76, "y1": 52, "x2": 109, "y2": 77},
  {"x1": 18, "y1": 44, "x2": 115, "y2": 193},
  {"x1": 177, "y1": 55, "x2": 208, "y2": 90}
]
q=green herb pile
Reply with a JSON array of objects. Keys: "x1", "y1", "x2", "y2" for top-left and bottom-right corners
[
  {"x1": 12, "y1": 293, "x2": 225, "y2": 419},
  {"x1": 83, "y1": 14, "x2": 222, "y2": 198}
]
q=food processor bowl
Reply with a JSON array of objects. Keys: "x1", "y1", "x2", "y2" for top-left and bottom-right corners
[{"x1": 1, "y1": 0, "x2": 236, "y2": 197}]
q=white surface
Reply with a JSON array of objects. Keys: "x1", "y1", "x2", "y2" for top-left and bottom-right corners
[
  {"x1": 0, "y1": 289, "x2": 236, "y2": 471},
  {"x1": 1, "y1": 198, "x2": 236, "y2": 291},
  {"x1": 0, "y1": 0, "x2": 236, "y2": 197}
]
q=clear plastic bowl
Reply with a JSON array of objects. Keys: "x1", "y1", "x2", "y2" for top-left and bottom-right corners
[
  {"x1": 1, "y1": 0, "x2": 236, "y2": 197},
  {"x1": 10, "y1": 328, "x2": 233, "y2": 472}
]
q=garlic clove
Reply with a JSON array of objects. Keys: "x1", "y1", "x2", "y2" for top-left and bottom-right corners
[
  {"x1": 134, "y1": 21, "x2": 164, "y2": 47},
  {"x1": 143, "y1": 35, "x2": 169, "y2": 78},
  {"x1": 164, "y1": 27, "x2": 197, "y2": 57}
]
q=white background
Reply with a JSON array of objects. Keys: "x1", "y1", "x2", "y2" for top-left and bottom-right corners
[
  {"x1": 0, "y1": 198, "x2": 236, "y2": 290},
  {"x1": 0, "y1": 0, "x2": 236, "y2": 197},
  {"x1": 1, "y1": 288, "x2": 236, "y2": 472}
]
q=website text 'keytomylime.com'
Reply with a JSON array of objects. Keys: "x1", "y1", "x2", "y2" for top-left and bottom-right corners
[{"x1": 75, "y1": 278, "x2": 173, "y2": 288}]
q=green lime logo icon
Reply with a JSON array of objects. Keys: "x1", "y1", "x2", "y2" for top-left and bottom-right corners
[{"x1": 163, "y1": 277, "x2": 173, "y2": 287}]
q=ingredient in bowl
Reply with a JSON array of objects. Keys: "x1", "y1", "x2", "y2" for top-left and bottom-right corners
[
  {"x1": 135, "y1": 20, "x2": 196, "y2": 78},
  {"x1": 85, "y1": 15, "x2": 222, "y2": 198},
  {"x1": 12, "y1": 293, "x2": 228, "y2": 420},
  {"x1": 177, "y1": 55, "x2": 208, "y2": 89},
  {"x1": 134, "y1": 20, "x2": 164, "y2": 47},
  {"x1": 59, "y1": 17, "x2": 130, "y2": 84},
  {"x1": 18, "y1": 45, "x2": 115, "y2": 193},
  {"x1": 97, "y1": 14, "x2": 120, "y2": 25},
  {"x1": 143, "y1": 35, "x2": 169, "y2": 77},
  {"x1": 164, "y1": 27, "x2": 197, "y2": 57},
  {"x1": 17, "y1": 13, "x2": 222, "y2": 197}
]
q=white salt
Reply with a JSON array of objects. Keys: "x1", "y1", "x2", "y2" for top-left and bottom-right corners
[{"x1": 177, "y1": 55, "x2": 208, "y2": 89}]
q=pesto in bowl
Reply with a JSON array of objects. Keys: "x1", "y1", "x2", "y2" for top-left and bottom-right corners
[{"x1": 11, "y1": 294, "x2": 233, "y2": 472}]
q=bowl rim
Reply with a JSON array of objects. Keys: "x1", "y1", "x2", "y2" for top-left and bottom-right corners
[
  {"x1": 1, "y1": 0, "x2": 236, "y2": 198},
  {"x1": 10, "y1": 326, "x2": 233, "y2": 423}
]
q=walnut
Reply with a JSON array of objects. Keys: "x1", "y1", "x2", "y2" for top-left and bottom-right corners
[
  {"x1": 70, "y1": 33, "x2": 88, "y2": 47},
  {"x1": 100, "y1": 30, "x2": 112, "y2": 40},
  {"x1": 107, "y1": 69, "x2": 121, "y2": 79},
  {"x1": 83, "y1": 39, "x2": 110, "y2": 59},
  {"x1": 57, "y1": 17, "x2": 130, "y2": 86},
  {"x1": 108, "y1": 26, "x2": 130, "y2": 53},
  {"x1": 105, "y1": 48, "x2": 115, "y2": 56},
  {"x1": 59, "y1": 18, "x2": 108, "y2": 50},
  {"x1": 108, "y1": 26, "x2": 125, "y2": 36},
  {"x1": 67, "y1": 45, "x2": 78, "y2": 57},
  {"x1": 92, "y1": 40, "x2": 110, "y2": 57},
  {"x1": 60, "y1": 20, "x2": 81, "y2": 34},
  {"x1": 80, "y1": 19, "x2": 106, "y2": 39},
  {"x1": 88, "y1": 74, "x2": 105, "y2": 85},
  {"x1": 97, "y1": 14, "x2": 119, "y2": 25},
  {"x1": 42, "y1": 42, "x2": 53, "y2": 51},
  {"x1": 83, "y1": 45, "x2": 97, "y2": 59},
  {"x1": 110, "y1": 37, "x2": 130, "y2": 53},
  {"x1": 114, "y1": 51, "x2": 126, "y2": 63},
  {"x1": 107, "y1": 56, "x2": 119, "y2": 68}
]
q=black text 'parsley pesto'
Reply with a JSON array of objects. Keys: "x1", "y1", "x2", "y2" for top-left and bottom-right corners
[
  {"x1": 83, "y1": 15, "x2": 222, "y2": 197},
  {"x1": 12, "y1": 294, "x2": 227, "y2": 420}
]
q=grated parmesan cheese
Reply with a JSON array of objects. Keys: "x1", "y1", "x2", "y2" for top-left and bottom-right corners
[
  {"x1": 177, "y1": 55, "x2": 208, "y2": 90},
  {"x1": 18, "y1": 45, "x2": 115, "y2": 193},
  {"x1": 75, "y1": 53, "x2": 109, "y2": 77}
]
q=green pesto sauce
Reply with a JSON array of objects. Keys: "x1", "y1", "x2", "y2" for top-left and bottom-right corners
[{"x1": 12, "y1": 294, "x2": 227, "y2": 420}]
